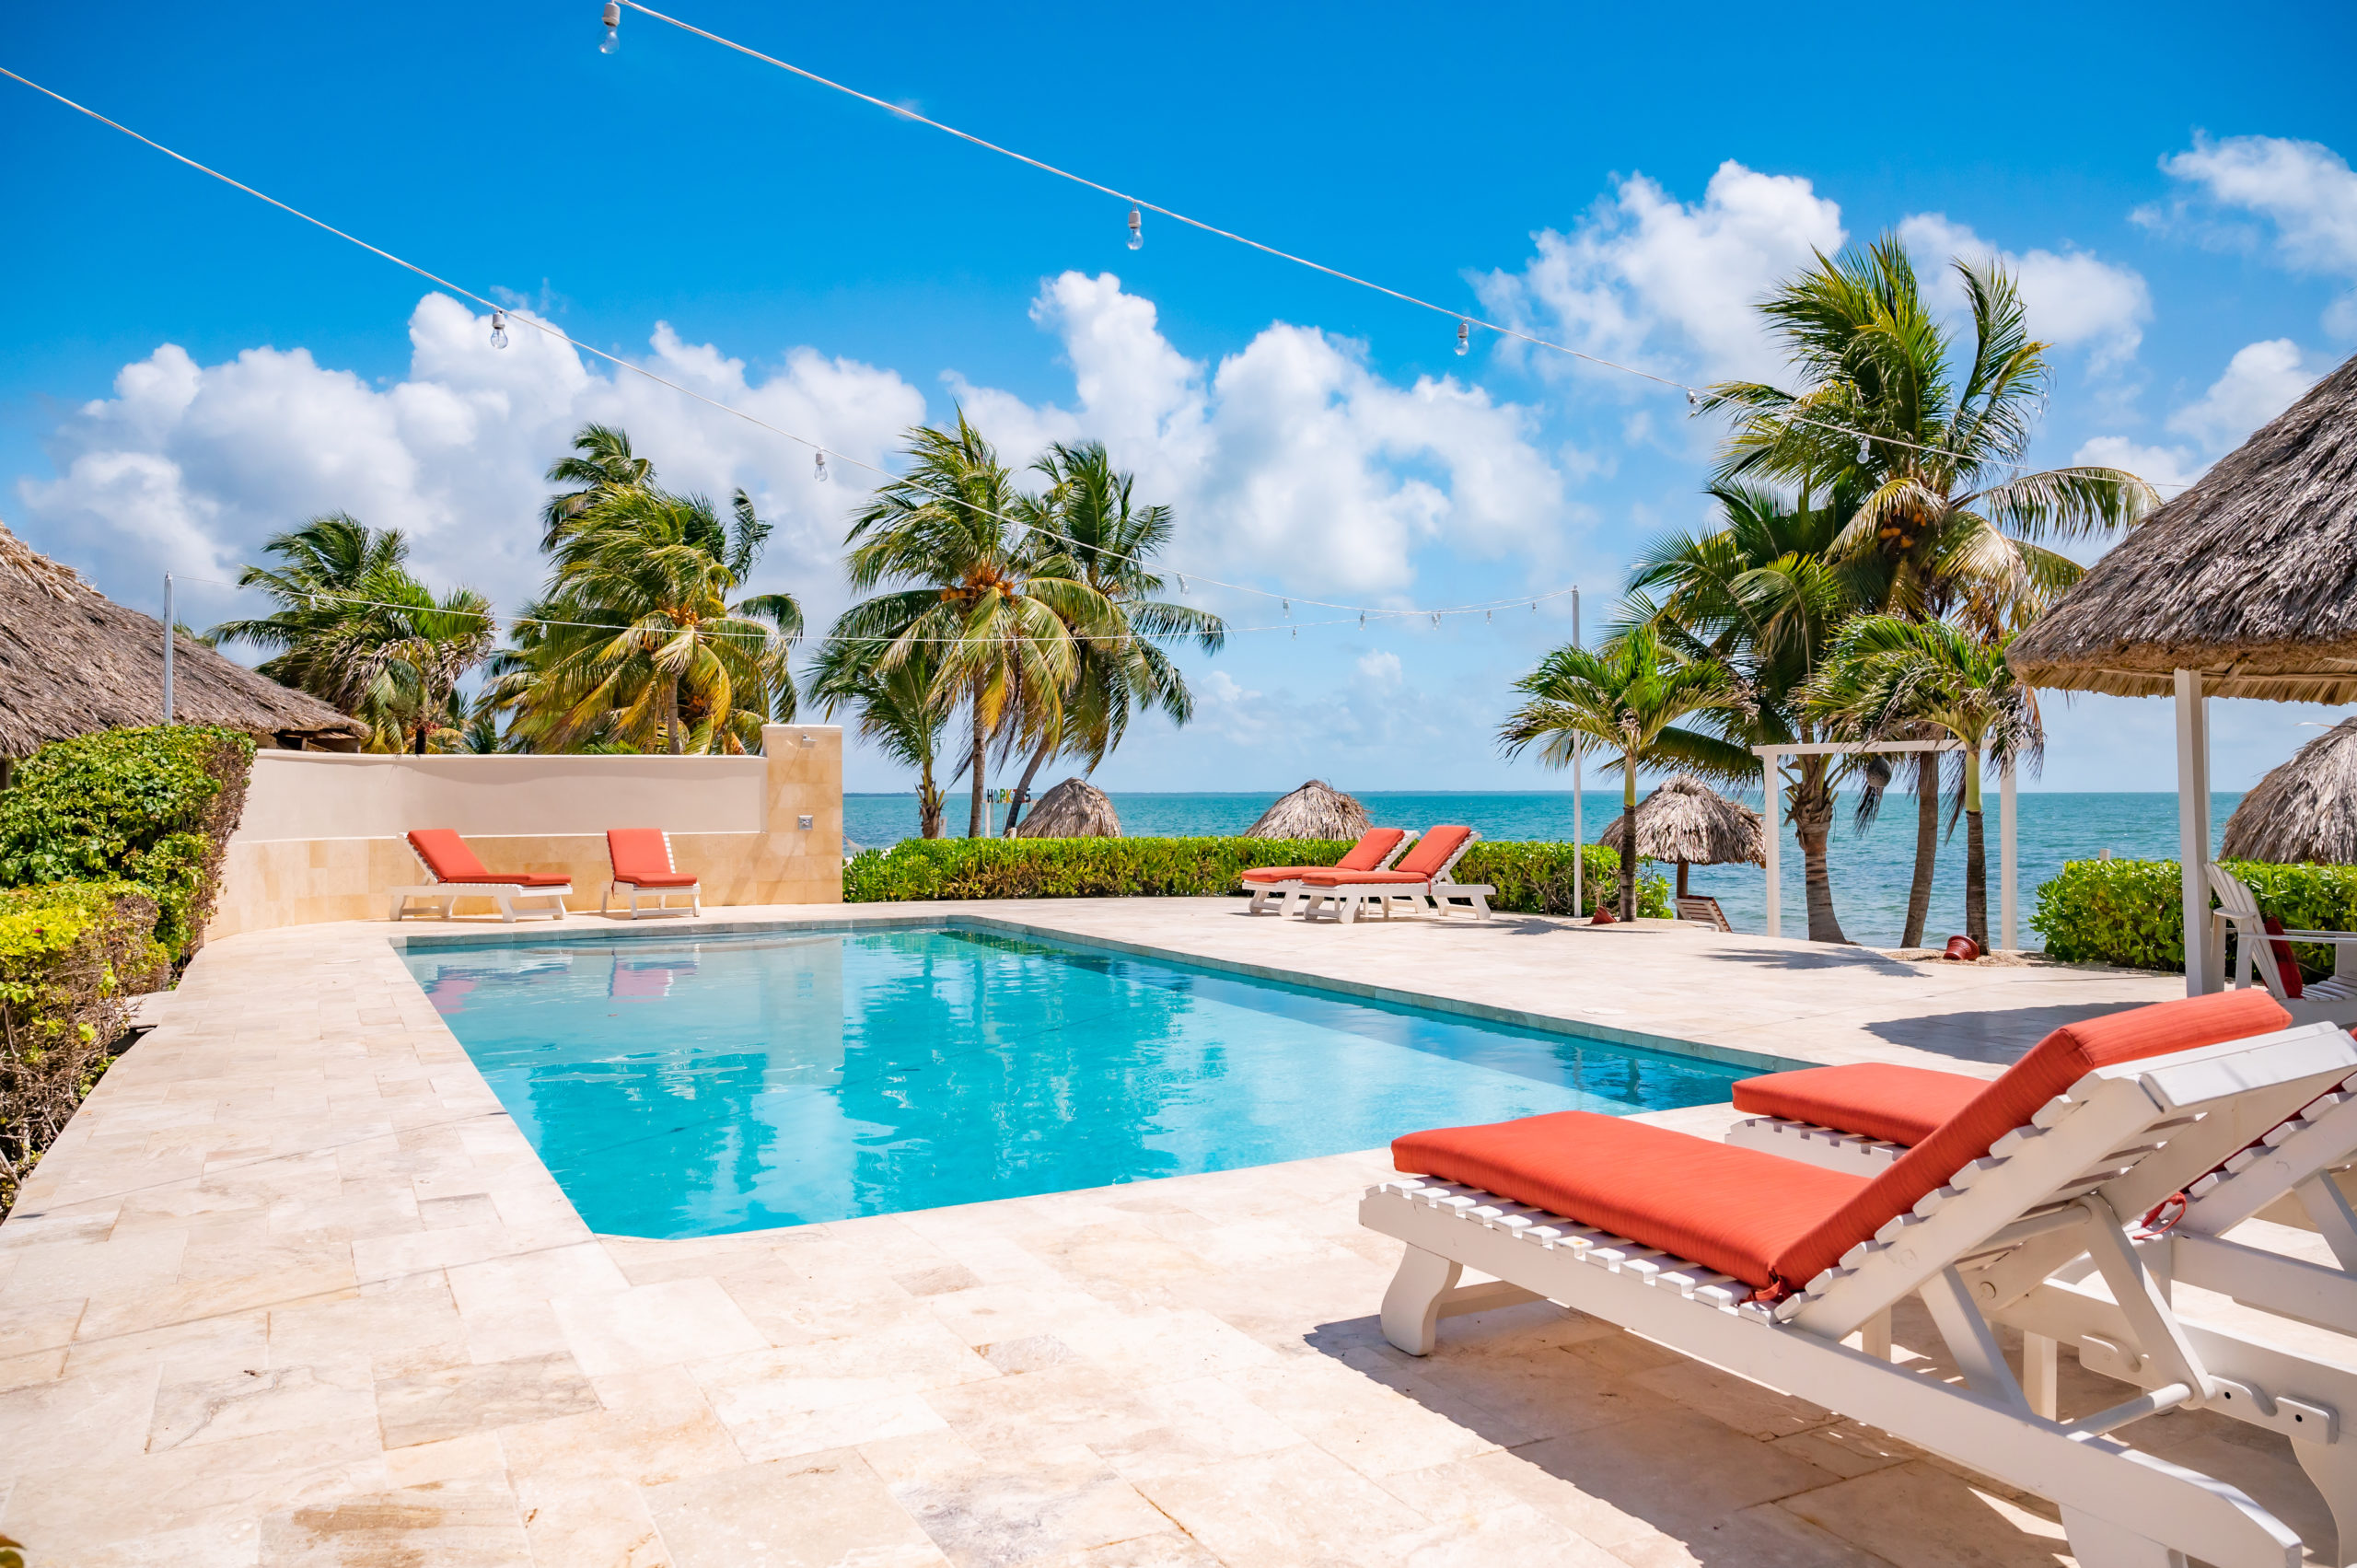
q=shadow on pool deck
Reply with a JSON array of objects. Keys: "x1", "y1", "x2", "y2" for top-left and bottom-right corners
[{"x1": 1862, "y1": 1001, "x2": 2141, "y2": 1066}]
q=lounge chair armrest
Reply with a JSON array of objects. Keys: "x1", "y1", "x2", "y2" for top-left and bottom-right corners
[{"x1": 2278, "y1": 930, "x2": 2357, "y2": 945}]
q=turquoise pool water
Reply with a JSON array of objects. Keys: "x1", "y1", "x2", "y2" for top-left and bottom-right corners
[{"x1": 404, "y1": 924, "x2": 1748, "y2": 1238}]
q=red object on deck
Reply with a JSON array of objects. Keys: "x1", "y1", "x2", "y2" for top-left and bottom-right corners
[
  {"x1": 1944, "y1": 935, "x2": 1980, "y2": 961},
  {"x1": 1589, "y1": 901, "x2": 1616, "y2": 924}
]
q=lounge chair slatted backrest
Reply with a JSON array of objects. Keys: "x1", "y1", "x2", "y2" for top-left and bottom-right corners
[
  {"x1": 607, "y1": 829, "x2": 695, "y2": 885},
  {"x1": 1766, "y1": 987, "x2": 2291, "y2": 1293},
  {"x1": 1393, "y1": 824, "x2": 1474, "y2": 878}
]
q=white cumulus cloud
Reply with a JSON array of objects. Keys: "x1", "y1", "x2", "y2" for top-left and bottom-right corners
[
  {"x1": 2072, "y1": 337, "x2": 2321, "y2": 488},
  {"x1": 1896, "y1": 214, "x2": 2151, "y2": 369},
  {"x1": 2148, "y1": 134, "x2": 2357, "y2": 334},
  {"x1": 1475, "y1": 160, "x2": 1846, "y2": 386},
  {"x1": 17, "y1": 292, "x2": 925, "y2": 625}
]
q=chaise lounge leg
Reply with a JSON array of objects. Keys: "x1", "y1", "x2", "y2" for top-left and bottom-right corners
[
  {"x1": 2059, "y1": 1506, "x2": 2188, "y2": 1568},
  {"x1": 2024, "y1": 1331, "x2": 2059, "y2": 1420},
  {"x1": 2293, "y1": 1435, "x2": 2357, "y2": 1567},
  {"x1": 1382, "y1": 1245, "x2": 1463, "y2": 1356}
]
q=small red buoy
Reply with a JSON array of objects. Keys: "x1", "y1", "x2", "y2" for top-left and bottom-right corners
[
  {"x1": 1944, "y1": 935, "x2": 1980, "y2": 962},
  {"x1": 1590, "y1": 900, "x2": 1617, "y2": 925}
]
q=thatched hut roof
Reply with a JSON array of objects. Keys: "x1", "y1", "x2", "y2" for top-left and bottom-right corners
[
  {"x1": 1244, "y1": 779, "x2": 1369, "y2": 841},
  {"x1": 2010, "y1": 350, "x2": 2357, "y2": 702},
  {"x1": 1012, "y1": 777, "x2": 1122, "y2": 838},
  {"x1": 2222, "y1": 718, "x2": 2357, "y2": 865},
  {"x1": 1598, "y1": 775, "x2": 1766, "y2": 866},
  {"x1": 0, "y1": 521, "x2": 365, "y2": 756}
]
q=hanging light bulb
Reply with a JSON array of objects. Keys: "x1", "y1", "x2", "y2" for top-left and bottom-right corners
[
  {"x1": 1176, "y1": 573, "x2": 1186, "y2": 593},
  {"x1": 1291, "y1": 626, "x2": 1297, "y2": 639},
  {"x1": 599, "y1": 2, "x2": 621, "y2": 52},
  {"x1": 1358, "y1": 612, "x2": 1366, "y2": 629},
  {"x1": 1127, "y1": 208, "x2": 1143, "y2": 250},
  {"x1": 489, "y1": 308, "x2": 509, "y2": 350},
  {"x1": 1855, "y1": 432, "x2": 1871, "y2": 464},
  {"x1": 1281, "y1": 598, "x2": 1289, "y2": 617},
  {"x1": 1456, "y1": 320, "x2": 1470, "y2": 357},
  {"x1": 1485, "y1": 610, "x2": 1492, "y2": 623},
  {"x1": 813, "y1": 449, "x2": 830, "y2": 483},
  {"x1": 1686, "y1": 388, "x2": 1700, "y2": 409}
]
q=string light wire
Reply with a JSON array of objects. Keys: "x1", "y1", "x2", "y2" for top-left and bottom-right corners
[
  {"x1": 0, "y1": 63, "x2": 1582, "y2": 623},
  {"x1": 615, "y1": 0, "x2": 2195, "y2": 494}
]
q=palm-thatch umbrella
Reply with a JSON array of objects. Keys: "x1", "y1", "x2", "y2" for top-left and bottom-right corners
[
  {"x1": 2222, "y1": 718, "x2": 2357, "y2": 865},
  {"x1": 2008, "y1": 349, "x2": 2357, "y2": 986},
  {"x1": 1011, "y1": 777, "x2": 1122, "y2": 838},
  {"x1": 0, "y1": 520, "x2": 365, "y2": 763},
  {"x1": 1244, "y1": 779, "x2": 1369, "y2": 841},
  {"x1": 1597, "y1": 774, "x2": 1766, "y2": 898}
]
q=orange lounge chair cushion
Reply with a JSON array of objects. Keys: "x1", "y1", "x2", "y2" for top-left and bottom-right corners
[
  {"x1": 1769, "y1": 988, "x2": 2291, "y2": 1290},
  {"x1": 1396, "y1": 825, "x2": 1473, "y2": 877},
  {"x1": 1240, "y1": 829, "x2": 1408, "y2": 883},
  {"x1": 1394, "y1": 1111, "x2": 1869, "y2": 1288},
  {"x1": 1732, "y1": 1063, "x2": 1985, "y2": 1148},
  {"x1": 1298, "y1": 868, "x2": 1429, "y2": 886},
  {"x1": 607, "y1": 829, "x2": 698, "y2": 887},
  {"x1": 408, "y1": 829, "x2": 573, "y2": 888},
  {"x1": 1396, "y1": 989, "x2": 2293, "y2": 1295}
]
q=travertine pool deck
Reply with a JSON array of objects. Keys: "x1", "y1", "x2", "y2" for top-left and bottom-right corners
[{"x1": 1, "y1": 898, "x2": 2341, "y2": 1565}]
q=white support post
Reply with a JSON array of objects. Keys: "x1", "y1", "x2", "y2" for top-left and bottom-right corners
[
  {"x1": 2001, "y1": 756, "x2": 2017, "y2": 953},
  {"x1": 2175, "y1": 669, "x2": 2213, "y2": 997},
  {"x1": 1570, "y1": 588, "x2": 1583, "y2": 917},
  {"x1": 161, "y1": 572, "x2": 175, "y2": 726},
  {"x1": 1762, "y1": 751, "x2": 1781, "y2": 940}
]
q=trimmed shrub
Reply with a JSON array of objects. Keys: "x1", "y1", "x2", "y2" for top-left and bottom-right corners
[
  {"x1": 2030, "y1": 857, "x2": 2357, "y2": 974},
  {"x1": 843, "y1": 835, "x2": 1670, "y2": 917},
  {"x1": 0, "y1": 882, "x2": 167, "y2": 1213},
  {"x1": 0, "y1": 726, "x2": 255, "y2": 963}
]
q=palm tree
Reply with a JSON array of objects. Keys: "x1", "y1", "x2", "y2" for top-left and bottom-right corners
[
  {"x1": 522, "y1": 488, "x2": 798, "y2": 754},
  {"x1": 1623, "y1": 482, "x2": 1876, "y2": 942},
  {"x1": 998, "y1": 441, "x2": 1225, "y2": 833},
  {"x1": 1807, "y1": 617, "x2": 2039, "y2": 949},
  {"x1": 807, "y1": 636, "x2": 952, "y2": 838},
  {"x1": 213, "y1": 514, "x2": 495, "y2": 751},
  {"x1": 838, "y1": 415, "x2": 1120, "y2": 837},
  {"x1": 541, "y1": 424, "x2": 654, "y2": 549},
  {"x1": 1701, "y1": 238, "x2": 2152, "y2": 941},
  {"x1": 1499, "y1": 624, "x2": 1747, "y2": 921}
]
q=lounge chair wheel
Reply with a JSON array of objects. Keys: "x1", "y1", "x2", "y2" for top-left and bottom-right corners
[{"x1": 1380, "y1": 1245, "x2": 1463, "y2": 1356}]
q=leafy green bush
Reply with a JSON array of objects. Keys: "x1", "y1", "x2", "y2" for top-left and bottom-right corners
[
  {"x1": 0, "y1": 881, "x2": 167, "y2": 1213},
  {"x1": 2030, "y1": 857, "x2": 2357, "y2": 973},
  {"x1": 0, "y1": 726, "x2": 255, "y2": 962},
  {"x1": 843, "y1": 835, "x2": 1669, "y2": 917}
]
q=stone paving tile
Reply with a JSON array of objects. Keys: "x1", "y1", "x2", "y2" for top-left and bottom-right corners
[{"x1": 0, "y1": 899, "x2": 2321, "y2": 1566}]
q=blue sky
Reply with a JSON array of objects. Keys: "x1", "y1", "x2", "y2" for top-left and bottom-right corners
[{"x1": 6, "y1": 0, "x2": 2356, "y2": 794}]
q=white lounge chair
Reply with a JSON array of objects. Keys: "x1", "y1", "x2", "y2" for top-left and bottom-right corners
[
  {"x1": 1293, "y1": 825, "x2": 1494, "y2": 923},
  {"x1": 1367, "y1": 992, "x2": 2357, "y2": 1568},
  {"x1": 389, "y1": 829, "x2": 573, "y2": 923},
  {"x1": 2211, "y1": 862, "x2": 2357, "y2": 1027},
  {"x1": 601, "y1": 828, "x2": 702, "y2": 919},
  {"x1": 1237, "y1": 828, "x2": 1409, "y2": 915}
]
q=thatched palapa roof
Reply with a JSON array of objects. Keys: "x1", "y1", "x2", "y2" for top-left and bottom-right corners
[
  {"x1": 1597, "y1": 775, "x2": 1766, "y2": 866},
  {"x1": 1244, "y1": 779, "x2": 1369, "y2": 841},
  {"x1": 2222, "y1": 718, "x2": 2357, "y2": 865},
  {"x1": 1012, "y1": 777, "x2": 1122, "y2": 838},
  {"x1": 2010, "y1": 350, "x2": 2357, "y2": 702},
  {"x1": 0, "y1": 521, "x2": 365, "y2": 756}
]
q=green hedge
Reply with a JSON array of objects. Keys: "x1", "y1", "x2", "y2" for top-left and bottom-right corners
[
  {"x1": 2030, "y1": 857, "x2": 2357, "y2": 973},
  {"x1": 0, "y1": 726, "x2": 255, "y2": 963},
  {"x1": 0, "y1": 881, "x2": 167, "y2": 1213},
  {"x1": 843, "y1": 835, "x2": 1670, "y2": 918}
]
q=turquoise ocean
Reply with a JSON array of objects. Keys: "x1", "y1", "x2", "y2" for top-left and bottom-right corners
[{"x1": 844, "y1": 789, "x2": 2238, "y2": 951}]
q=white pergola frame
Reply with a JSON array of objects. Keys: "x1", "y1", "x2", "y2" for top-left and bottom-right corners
[
  {"x1": 1755, "y1": 738, "x2": 2018, "y2": 949},
  {"x1": 2177, "y1": 669, "x2": 2220, "y2": 998}
]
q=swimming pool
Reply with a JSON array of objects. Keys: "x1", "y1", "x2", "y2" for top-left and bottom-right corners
[{"x1": 404, "y1": 924, "x2": 1750, "y2": 1238}]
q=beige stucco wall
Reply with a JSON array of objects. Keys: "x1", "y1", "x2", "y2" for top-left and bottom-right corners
[{"x1": 209, "y1": 725, "x2": 842, "y2": 937}]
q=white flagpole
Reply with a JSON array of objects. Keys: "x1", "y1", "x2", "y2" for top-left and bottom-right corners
[
  {"x1": 1570, "y1": 587, "x2": 1583, "y2": 918},
  {"x1": 162, "y1": 573, "x2": 175, "y2": 726}
]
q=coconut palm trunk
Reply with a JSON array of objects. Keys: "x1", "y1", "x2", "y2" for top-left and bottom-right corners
[
  {"x1": 918, "y1": 775, "x2": 946, "y2": 839},
  {"x1": 968, "y1": 676, "x2": 990, "y2": 838},
  {"x1": 1790, "y1": 758, "x2": 1848, "y2": 944},
  {"x1": 1003, "y1": 734, "x2": 1054, "y2": 836},
  {"x1": 1901, "y1": 754, "x2": 1939, "y2": 949},
  {"x1": 1963, "y1": 746, "x2": 1989, "y2": 949},
  {"x1": 1616, "y1": 753, "x2": 1641, "y2": 920}
]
